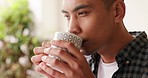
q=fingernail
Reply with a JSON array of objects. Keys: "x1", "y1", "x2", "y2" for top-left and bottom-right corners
[
  {"x1": 42, "y1": 41, "x2": 47, "y2": 46},
  {"x1": 46, "y1": 63, "x2": 52, "y2": 67},
  {"x1": 51, "y1": 40, "x2": 57, "y2": 44},
  {"x1": 50, "y1": 40, "x2": 53, "y2": 43},
  {"x1": 44, "y1": 47, "x2": 51, "y2": 54},
  {"x1": 42, "y1": 41, "x2": 51, "y2": 47},
  {"x1": 42, "y1": 56, "x2": 47, "y2": 61}
]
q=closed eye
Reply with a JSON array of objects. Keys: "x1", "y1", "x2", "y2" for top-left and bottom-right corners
[
  {"x1": 78, "y1": 11, "x2": 89, "y2": 16},
  {"x1": 64, "y1": 15, "x2": 70, "y2": 20}
]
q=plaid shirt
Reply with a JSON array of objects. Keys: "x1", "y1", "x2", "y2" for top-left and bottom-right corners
[{"x1": 88, "y1": 31, "x2": 148, "y2": 78}]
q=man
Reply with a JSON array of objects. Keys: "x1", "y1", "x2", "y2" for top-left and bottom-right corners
[{"x1": 31, "y1": 0, "x2": 148, "y2": 78}]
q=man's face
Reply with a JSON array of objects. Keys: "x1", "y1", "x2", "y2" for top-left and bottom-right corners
[{"x1": 62, "y1": 0, "x2": 117, "y2": 55}]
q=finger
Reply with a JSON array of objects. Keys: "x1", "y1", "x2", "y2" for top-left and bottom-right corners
[
  {"x1": 42, "y1": 41, "x2": 51, "y2": 48},
  {"x1": 34, "y1": 47, "x2": 45, "y2": 55},
  {"x1": 35, "y1": 62, "x2": 55, "y2": 78},
  {"x1": 51, "y1": 40, "x2": 84, "y2": 59},
  {"x1": 40, "y1": 62, "x2": 65, "y2": 78},
  {"x1": 41, "y1": 55, "x2": 70, "y2": 73},
  {"x1": 44, "y1": 47, "x2": 76, "y2": 65},
  {"x1": 31, "y1": 54, "x2": 44, "y2": 65}
]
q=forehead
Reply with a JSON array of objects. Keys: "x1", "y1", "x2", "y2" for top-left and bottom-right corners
[{"x1": 62, "y1": 0, "x2": 104, "y2": 11}]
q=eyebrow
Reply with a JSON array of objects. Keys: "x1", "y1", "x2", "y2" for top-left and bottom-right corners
[{"x1": 62, "y1": 4, "x2": 90, "y2": 13}]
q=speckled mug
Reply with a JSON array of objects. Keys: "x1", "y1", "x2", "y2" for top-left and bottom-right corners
[
  {"x1": 44, "y1": 32, "x2": 82, "y2": 73},
  {"x1": 53, "y1": 32, "x2": 82, "y2": 49}
]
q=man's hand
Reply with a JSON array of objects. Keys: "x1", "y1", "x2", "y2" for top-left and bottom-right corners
[
  {"x1": 31, "y1": 42, "x2": 55, "y2": 78},
  {"x1": 31, "y1": 41, "x2": 95, "y2": 78}
]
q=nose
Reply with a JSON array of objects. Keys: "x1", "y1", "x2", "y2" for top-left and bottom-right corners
[{"x1": 68, "y1": 17, "x2": 81, "y2": 35}]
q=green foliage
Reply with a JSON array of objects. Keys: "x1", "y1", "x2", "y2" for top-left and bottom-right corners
[{"x1": 0, "y1": 0, "x2": 41, "y2": 78}]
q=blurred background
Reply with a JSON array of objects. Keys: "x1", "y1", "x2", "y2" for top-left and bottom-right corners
[{"x1": 0, "y1": 0, "x2": 147, "y2": 78}]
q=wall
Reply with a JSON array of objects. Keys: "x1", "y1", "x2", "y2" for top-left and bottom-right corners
[
  {"x1": 124, "y1": 0, "x2": 148, "y2": 34},
  {"x1": 29, "y1": 0, "x2": 65, "y2": 40}
]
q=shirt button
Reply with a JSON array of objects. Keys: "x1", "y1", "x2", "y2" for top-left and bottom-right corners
[
  {"x1": 113, "y1": 74, "x2": 117, "y2": 77},
  {"x1": 126, "y1": 61, "x2": 130, "y2": 64}
]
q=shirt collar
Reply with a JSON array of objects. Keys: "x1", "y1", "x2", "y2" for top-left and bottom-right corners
[{"x1": 116, "y1": 31, "x2": 148, "y2": 67}]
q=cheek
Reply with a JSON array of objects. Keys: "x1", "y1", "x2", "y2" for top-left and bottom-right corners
[
  {"x1": 80, "y1": 16, "x2": 107, "y2": 37},
  {"x1": 80, "y1": 15, "x2": 114, "y2": 43},
  {"x1": 79, "y1": 17, "x2": 100, "y2": 32}
]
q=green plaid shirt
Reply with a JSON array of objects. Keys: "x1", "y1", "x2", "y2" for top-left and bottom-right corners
[{"x1": 89, "y1": 31, "x2": 148, "y2": 78}]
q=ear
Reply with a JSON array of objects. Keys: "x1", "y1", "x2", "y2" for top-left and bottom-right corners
[{"x1": 113, "y1": 0, "x2": 125, "y2": 23}]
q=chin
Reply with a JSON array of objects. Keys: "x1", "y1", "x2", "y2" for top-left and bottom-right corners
[{"x1": 81, "y1": 40, "x2": 99, "y2": 55}]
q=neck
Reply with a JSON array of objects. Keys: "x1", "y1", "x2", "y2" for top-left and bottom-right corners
[{"x1": 98, "y1": 24, "x2": 134, "y2": 63}]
